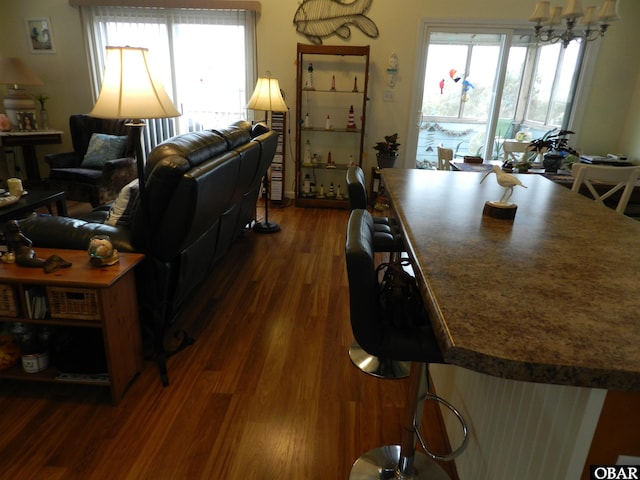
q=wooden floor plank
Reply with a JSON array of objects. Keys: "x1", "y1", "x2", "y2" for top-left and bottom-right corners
[{"x1": 0, "y1": 202, "x2": 458, "y2": 479}]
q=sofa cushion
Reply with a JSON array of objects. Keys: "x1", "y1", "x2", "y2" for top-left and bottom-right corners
[
  {"x1": 81, "y1": 133, "x2": 128, "y2": 169},
  {"x1": 104, "y1": 178, "x2": 139, "y2": 227}
]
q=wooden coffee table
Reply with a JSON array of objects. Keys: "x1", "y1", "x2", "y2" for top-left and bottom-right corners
[{"x1": 0, "y1": 189, "x2": 67, "y2": 224}]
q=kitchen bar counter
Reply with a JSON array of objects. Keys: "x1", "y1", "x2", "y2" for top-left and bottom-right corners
[{"x1": 382, "y1": 168, "x2": 640, "y2": 391}]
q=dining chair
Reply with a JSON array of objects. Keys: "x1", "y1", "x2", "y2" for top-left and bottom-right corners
[
  {"x1": 345, "y1": 209, "x2": 468, "y2": 479},
  {"x1": 436, "y1": 146, "x2": 453, "y2": 171},
  {"x1": 571, "y1": 163, "x2": 640, "y2": 214},
  {"x1": 502, "y1": 139, "x2": 533, "y2": 165}
]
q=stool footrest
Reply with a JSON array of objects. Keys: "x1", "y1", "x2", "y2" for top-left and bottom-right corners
[{"x1": 413, "y1": 393, "x2": 469, "y2": 462}]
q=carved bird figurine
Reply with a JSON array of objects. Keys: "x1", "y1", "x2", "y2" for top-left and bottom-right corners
[{"x1": 480, "y1": 165, "x2": 527, "y2": 204}]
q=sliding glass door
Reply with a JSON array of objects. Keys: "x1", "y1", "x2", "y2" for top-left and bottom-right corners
[{"x1": 410, "y1": 24, "x2": 584, "y2": 168}]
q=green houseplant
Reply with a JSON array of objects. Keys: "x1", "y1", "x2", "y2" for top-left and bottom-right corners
[
  {"x1": 374, "y1": 133, "x2": 400, "y2": 168},
  {"x1": 528, "y1": 129, "x2": 578, "y2": 173}
]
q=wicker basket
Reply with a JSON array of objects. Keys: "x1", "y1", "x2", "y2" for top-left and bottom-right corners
[
  {"x1": 0, "y1": 284, "x2": 18, "y2": 317},
  {"x1": 47, "y1": 287, "x2": 99, "y2": 320}
]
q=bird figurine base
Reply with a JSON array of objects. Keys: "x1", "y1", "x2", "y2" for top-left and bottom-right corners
[{"x1": 483, "y1": 201, "x2": 517, "y2": 221}]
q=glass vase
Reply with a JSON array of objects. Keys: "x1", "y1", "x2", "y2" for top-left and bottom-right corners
[{"x1": 39, "y1": 109, "x2": 49, "y2": 130}]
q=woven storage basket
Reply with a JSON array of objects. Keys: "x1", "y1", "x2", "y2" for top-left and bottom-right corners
[
  {"x1": 47, "y1": 287, "x2": 99, "y2": 320},
  {"x1": 0, "y1": 284, "x2": 18, "y2": 317}
]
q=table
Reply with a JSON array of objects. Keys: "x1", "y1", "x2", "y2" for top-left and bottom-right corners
[
  {"x1": 0, "y1": 189, "x2": 67, "y2": 225},
  {"x1": 381, "y1": 168, "x2": 640, "y2": 391},
  {"x1": 0, "y1": 130, "x2": 63, "y2": 183},
  {"x1": 0, "y1": 248, "x2": 144, "y2": 404},
  {"x1": 381, "y1": 169, "x2": 640, "y2": 478}
]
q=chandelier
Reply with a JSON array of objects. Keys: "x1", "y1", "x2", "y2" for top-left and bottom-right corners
[{"x1": 528, "y1": 0, "x2": 620, "y2": 48}]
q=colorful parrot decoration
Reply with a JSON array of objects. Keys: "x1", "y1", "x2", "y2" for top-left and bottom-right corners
[{"x1": 439, "y1": 68, "x2": 475, "y2": 100}]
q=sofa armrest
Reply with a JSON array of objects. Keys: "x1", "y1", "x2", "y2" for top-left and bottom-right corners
[
  {"x1": 17, "y1": 215, "x2": 135, "y2": 253},
  {"x1": 45, "y1": 152, "x2": 82, "y2": 169}
]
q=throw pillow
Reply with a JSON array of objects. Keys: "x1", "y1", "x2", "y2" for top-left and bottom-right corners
[
  {"x1": 104, "y1": 179, "x2": 139, "y2": 227},
  {"x1": 81, "y1": 133, "x2": 128, "y2": 169}
]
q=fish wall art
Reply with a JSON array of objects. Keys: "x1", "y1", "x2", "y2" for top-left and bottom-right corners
[{"x1": 293, "y1": 0, "x2": 379, "y2": 45}]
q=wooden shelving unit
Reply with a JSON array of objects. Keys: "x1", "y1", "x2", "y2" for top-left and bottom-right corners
[
  {"x1": 295, "y1": 43, "x2": 370, "y2": 209},
  {"x1": 0, "y1": 248, "x2": 144, "y2": 404}
]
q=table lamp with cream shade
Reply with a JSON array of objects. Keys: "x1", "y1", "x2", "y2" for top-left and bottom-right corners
[
  {"x1": 246, "y1": 74, "x2": 288, "y2": 233},
  {"x1": 0, "y1": 57, "x2": 44, "y2": 129},
  {"x1": 89, "y1": 46, "x2": 181, "y2": 198}
]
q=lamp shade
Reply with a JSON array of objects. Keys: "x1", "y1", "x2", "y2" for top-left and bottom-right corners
[
  {"x1": 247, "y1": 77, "x2": 288, "y2": 113},
  {"x1": 90, "y1": 46, "x2": 180, "y2": 120},
  {"x1": 598, "y1": 0, "x2": 620, "y2": 22},
  {"x1": 0, "y1": 57, "x2": 44, "y2": 88},
  {"x1": 529, "y1": 1, "x2": 551, "y2": 22}
]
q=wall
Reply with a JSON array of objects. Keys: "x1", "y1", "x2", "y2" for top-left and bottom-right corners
[{"x1": 2, "y1": 0, "x2": 639, "y2": 187}]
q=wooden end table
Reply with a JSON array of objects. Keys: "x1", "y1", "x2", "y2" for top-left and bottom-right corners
[{"x1": 0, "y1": 248, "x2": 144, "y2": 404}]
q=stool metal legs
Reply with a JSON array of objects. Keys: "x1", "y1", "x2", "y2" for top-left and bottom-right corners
[
  {"x1": 349, "y1": 342, "x2": 411, "y2": 379},
  {"x1": 349, "y1": 363, "x2": 451, "y2": 480}
]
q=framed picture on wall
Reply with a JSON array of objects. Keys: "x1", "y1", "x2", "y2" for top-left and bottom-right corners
[{"x1": 25, "y1": 17, "x2": 56, "y2": 54}]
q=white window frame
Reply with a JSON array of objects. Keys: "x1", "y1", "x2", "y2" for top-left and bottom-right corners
[
  {"x1": 404, "y1": 18, "x2": 601, "y2": 169},
  {"x1": 79, "y1": 5, "x2": 256, "y2": 155}
]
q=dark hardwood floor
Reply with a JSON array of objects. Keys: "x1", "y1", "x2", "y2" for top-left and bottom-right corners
[{"x1": 0, "y1": 202, "x2": 458, "y2": 479}]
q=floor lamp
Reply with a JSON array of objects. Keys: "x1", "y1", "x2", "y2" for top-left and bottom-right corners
[
  {"x1": 88, "y1": 46, "x2": 181, "y2": 199},
  {"x1": 247, "y1": 74, "x2": 288, "y2": 233},
  {"x1": 88, "y1": 46, "x2": 185, "y2": 385}
]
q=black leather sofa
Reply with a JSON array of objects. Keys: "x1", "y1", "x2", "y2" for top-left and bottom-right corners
[{"x1": 19, "y1": 120, "x2": 278, "y2": 383}]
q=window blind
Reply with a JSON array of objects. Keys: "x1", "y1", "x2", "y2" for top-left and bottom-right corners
[{"x1": 80, "y1": 5, "x2": 256, "y2": 155}]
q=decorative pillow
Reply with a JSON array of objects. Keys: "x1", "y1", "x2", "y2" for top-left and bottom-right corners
[
  {"x1": 81, "y1": 133, "x2": 128, "y2": 169},
  {"x1": 104, "y1": 179, "x2": 139, "y2": 227}
]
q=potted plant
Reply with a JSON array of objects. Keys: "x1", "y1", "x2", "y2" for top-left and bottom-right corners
[
  {"x1": 515, "y1": 158, "x2": 532, "y2": 173},
  {"x1": 374, "y1": 133, "x2": 400, "y2": 168},
  {"x1": 528, "y1": 129, "x2": 578, "y2": 173}
]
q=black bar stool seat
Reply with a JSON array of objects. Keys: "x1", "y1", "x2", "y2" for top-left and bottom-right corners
[{"x1": 345, "y1": 209, "x2": 468, "y2": 479}]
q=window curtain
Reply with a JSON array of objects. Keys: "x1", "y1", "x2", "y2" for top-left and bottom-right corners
[{"x1": 80, "y1": 5, "x2": 256, "y2": 155}]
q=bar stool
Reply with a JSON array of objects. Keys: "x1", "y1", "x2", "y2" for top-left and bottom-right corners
[
  {"x1": 345, "y1": 209, "x2": 469, "y2": 479},
  {"x1": 346, "y1": 166, "x2": 408, "y2": 379},
  {"x1": 346, "y1": 166, "x2": 402, "y2": 242}
]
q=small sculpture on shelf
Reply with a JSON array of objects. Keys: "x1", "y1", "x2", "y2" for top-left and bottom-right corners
[
  {"x1": 330, "y1": 75, "x2": 336, "y2": 91},
  {"x1": 303, "y1": 139, "x2": 313, "y2": 166},
  {"x1": 4, "y1": 220, "x2": 46, "y2": 268},
  {"x1": 326, "y1": 151, "x2": 336, "y2": 169},
  {"x1": 346, "y1": 105, "x2": 357, "y2": 130},
  {"x1": 88, "y1": 235, "x2": 119, "y2": 267},
  {"x1": 327, "y1": 182, "x2": 335, "y2": 198},
  {"x1": 352, "y1": 76, "x2": 359, "y2": 92},
  {"x1": 325, "y1": 114, "x2": 332, "y2": 130},
  {"x1": 304, "y1": 63, "x2": 315, "y2": 90},
  {"x1": 317, "y1": 184, "x2": 325, "y2": 198},
  {"x1": 3, "y1": 220, "x2": 71, "y2": 272}
]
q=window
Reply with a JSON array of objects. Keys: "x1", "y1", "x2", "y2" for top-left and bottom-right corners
[
  {"x1": 410, "y1": 23, "x2": 589, "y2": 168},
  {"x1": 81, "y1": 6, "x2": 256, "y2": 155}
]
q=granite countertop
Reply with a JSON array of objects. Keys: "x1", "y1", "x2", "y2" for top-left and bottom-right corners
[{"x1": 382, "y1": 168, "x2": 640, "y2": 391}]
